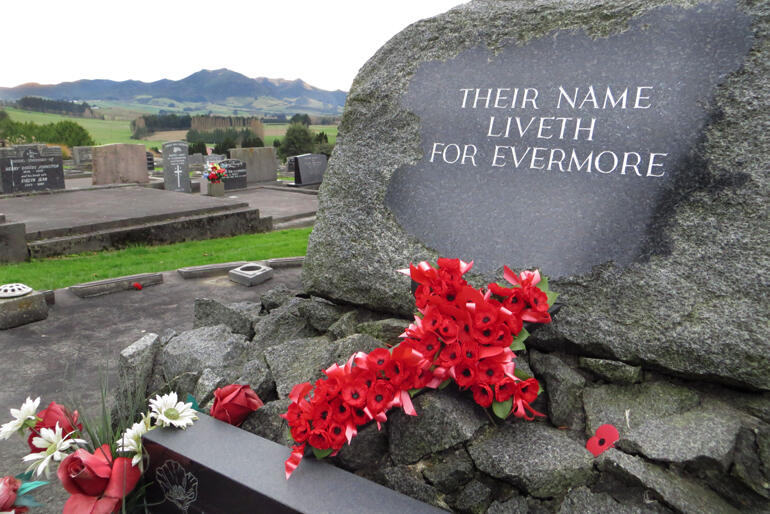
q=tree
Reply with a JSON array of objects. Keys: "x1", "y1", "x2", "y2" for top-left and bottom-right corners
[
  {"x1": 289, "y1": 113, "x2": 311, "y2": 126},
  {"x1": 188, "y1": 141, "x2": 207, "y2": 155},
  {"x1": 213, "y1": 136, "x2": 237, "y2": 157},
  {"x1": 277, "y1": 123, "x2": 314, "y2": 161}
]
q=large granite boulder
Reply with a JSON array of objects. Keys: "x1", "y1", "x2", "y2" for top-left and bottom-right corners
[{"x1": 301, "y1": 0, "x2": 769, "y2": 390}]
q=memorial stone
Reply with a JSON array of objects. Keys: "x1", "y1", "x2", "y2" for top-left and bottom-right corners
[
  {"x1": 291, "y1": 153, "x2": 327, "y2": 186},
  {"x1": 303, "y1": 0, "x2": 769, "y2": 389},
  {"x1": 162, "y1": 142, "x2": 192, "y2": 193},
  {"x1": 205, "y1": 154, "x2": 224, "y2": 165},
  {"x1": 188, "y1": 153, "x2": 204, "y2": 171},
  {"x1": 146, "y1": 152, "x2": 155, "y2": 172},
  {"x1": 0, "y1": 146, "x2": 64, "y2": 193},
  {"x1": 92, "y1": 144, "x2": 149, "y2": 185},
  {"x1": 229, "y1": 147, "x2": 278, "y2": 183},
  {"x1": 72, "y1": 146, "x2": 93, "y2": 167},
  {"x1": 219, "y1": 159, "x2": 247, "y2": 191}
]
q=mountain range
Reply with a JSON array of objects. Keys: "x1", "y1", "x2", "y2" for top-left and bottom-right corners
[{"x1": 0, "y1": 69, "x2": 347, "y2": 116}]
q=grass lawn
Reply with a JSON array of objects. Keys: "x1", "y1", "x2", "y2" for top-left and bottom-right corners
[
  {"x1": 0, "y1": 227, "x2": 312, "y2": 291},
  {"x1": 3, "y1": 107, "x2": 160, "y2": 150}
]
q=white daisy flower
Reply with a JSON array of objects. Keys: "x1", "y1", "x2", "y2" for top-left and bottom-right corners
[
  {"x1": 149, "y1": 392, "x2": 197, "y2": 429},
  {"x1": 22, "y1": 423, "x2": 85, "y2": 477},
  {"x1": 117, "y1": 413, "x2": 153, "y2": 467},
  {"x1": 0, "y1": 397, "x2": 40, "y2": 440}
]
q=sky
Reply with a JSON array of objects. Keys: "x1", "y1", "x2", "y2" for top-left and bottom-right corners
[{"x1": 1, "y1": 0, "x2": 463, "y2": 92}]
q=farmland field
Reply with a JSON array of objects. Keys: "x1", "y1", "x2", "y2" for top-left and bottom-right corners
[{"x1": 263, "y1": 124, "x2": 338, "y2": 146}]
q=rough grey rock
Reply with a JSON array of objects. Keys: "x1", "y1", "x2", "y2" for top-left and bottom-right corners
[
  {"x1": 336, "y1": 422, "x2": 389, "y2": 471},
  {"x1": 327, "y1": 310, "x2": 361, "y2": 340},
  {"x1": 583, "y1": 381, "x2": 700, "y2": 437},
  {"x1": 579, "y1": 357, "x2": 643, "y2": 385},
  {"x1": 451, "y1": 479, "x2": 491, "y2": 514},
  {"x1": 193, "y1": 298, "x2": 260, "y2": 338},
  {"x1": 529, "y1": 351, "x2": 586, "y2": 430},
  {"x1": 154, "y1": 325, "x2": 249, "y2": 395},
  {"x1": 422, "y1": 447, "x2": 475, "y2": 493},
  {"x1": 389, "y1": 389, "x2": 488, "y2": 464},
  {"x1": 252, "y1": 298, "x2": 319, "y2": 349},
  {"x1": 159, "y1": 328, "x2": 177, "y2": 346},
  {"x1": 333, "y1": 333, "x2": 386, "y2": 365},
  {"x1": 356, "y1": 318, "x2": 411, "y2": 344},
  {"x1": 731, "y1": 425, "x2": 770, "y2": 500},
  {"x1": 468, "y1": 423, "x2": 595, "y2": 499},
  {"x1": 118, "y1": 332, "x2": 160, "y2": 399},
  {"x1": 300, "y1": 0, "x2": 770, "y2": 390},
  {"x1": 240, "y1": 398, "x2": 292, "y2": 447},
  {"x1": 598, "y1": 449, "x2": 739, "y2": 514},
  {"x1": 193, "y1": 368, "x2": 227, "y2": 407},
  {"x1": 486, "y1": 495, "x2": 528, "y2": 514},
  {"x1": 557, "y1": 486, "x2": 653, "y2": 514},
  {"x1": 263, "y1": 336, "x2": 337, "y2": 399},
  {"x1": 694, "y1": 383, "x2": 770, "y2": 424},
  {"x1": 378, "y1": 465, "x2": 444, "y2": 509},
  {"x1": 618, "y1": 405, "x2": 741, "y2": 469},
  {"x1": 297, "y1": 296, "x2": 350, "y2": 332},
  {"x1": 260, "y1": 284, "x2": 299, "y2": 311},
  {"x1": 235, "y1": 355, "x2": 276, "y2": 402}
]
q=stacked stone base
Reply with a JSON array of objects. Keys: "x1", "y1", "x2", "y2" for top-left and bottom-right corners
[{"x1": 119, "y1": 285, "x2": 770, "y2": 513}]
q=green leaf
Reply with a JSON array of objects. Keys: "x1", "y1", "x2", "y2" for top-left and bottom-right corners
[
  {"x1": 15, "y1": 471, "x2": 34, "y2": 481},
  {"x1": 311, "y1": 447, "x2": 334, "y2": 459},
  {"x1": 546, "y1": 290, "x2": 559, "y2": 306},
  {"x1": 438, "y1": 379, "x2": 451, "y2": 390},
  {"x1": 492, "y1": 399, "x2": 512, "y2": 419},
  {"x1": 186, "y1": 394, "x2": 205, "y2": 413},
  {"x1": 18, "y1": 481, "x2": 48, "y2": 495},
  {"x1": 513, "y1": 367, "x2": 532, "y2": 381},
  {"x1": 409, "y1": 387, "x2": 423, "y2": 398},
  {"x1": 538, "y1": 275, "x2": 549, "y2": 292},
  {"x1": 510, "y1": 328, "x2": 530, "y2": 352},
  {"x1": 14, "y1": 495, "x2": 43, "y2": 508}
]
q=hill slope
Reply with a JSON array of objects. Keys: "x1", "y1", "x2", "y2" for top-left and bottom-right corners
[{"x1": 0, "y1": 69, "x2": 347, "y2": 115}]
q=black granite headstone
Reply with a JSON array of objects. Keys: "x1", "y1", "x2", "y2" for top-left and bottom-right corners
[
  {"x1": 143, "y1": 414, "x2": 443, "y2": 513},
  {"x1": 219, "y1": 159, "x2": 247, "y2": 191},
  {"x1": 146, "y1": 152, "x2": 155, "y2": 171},
  {"x1": 292, "y1": 153, "x2": 327, "y2": 186},
  {"x1": 0, "y1": 147, "x2": 64, "y2": 193},
  {"x1": 384, "y1": 1, "x2": 753, "y2": 277},
  {"x1": 162, "y1": 142, "x2": 192, "y2": 193}
]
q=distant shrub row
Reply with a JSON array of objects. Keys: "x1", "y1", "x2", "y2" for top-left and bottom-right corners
[
  {"x1": 273, "y1": 123, "x2": 334, "y2": 161},
  {"x1": 15, "y1": 96, "x2": 95, "y2": 117},
  {"x1": 0, "y1": 110, "x2": 95, "y2": 147},
  {"x1": 186, "y1": 128, "x2": 263, "y2": 154},
  {"x1": 131, "y1": 113, "x2": 192, "y2": 139}
]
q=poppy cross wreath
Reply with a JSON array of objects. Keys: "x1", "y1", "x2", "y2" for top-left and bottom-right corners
[{"x1": 281, "y1": 258, "x2": 558, "y2": 478}]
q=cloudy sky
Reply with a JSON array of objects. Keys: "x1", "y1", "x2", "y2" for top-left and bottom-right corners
[{"x1": 2, "y1": 0, "x2": 462, "y2": 92}]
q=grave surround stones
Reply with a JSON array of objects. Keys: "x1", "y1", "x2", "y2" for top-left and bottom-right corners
[
  {"x1": 219, "y1": 159, "x2": 248, "y2": 191},
  {"x1": 0, "y1": 146, "x2": 64, "y2": 193},
  {"x1": 162, "y1": 141, "x2": 192, "y2": 193},
  {"x1": 302, "y1": 0, "x2": 769, "y2": 389},
  {"x1": 72, "y1": 146, "x2": 93, "y2": 168},
  {"x1": 291, "y1": 153, "x2": 327, "y2": 186}
]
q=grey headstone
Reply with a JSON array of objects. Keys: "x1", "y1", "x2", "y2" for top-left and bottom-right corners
[
  {"x1": 162, "y1": 141, "x2": 191, "y2": 193},
  {"x1": 292, "y1": 153, "x2": 327, "y2": 186},
  {"x1": 229, "y1": 147, "x2": 278, "y2": 183},
  {"x1": 0, "y1": 146, "x2": 64, "y2": 193},
  {"x1": 219, "y1": 159, "x2": 247, "y2": 191},
  {"x1": 72, "y1": 146, "x2": 93, "y2": 166},
  {"x1": 205, "y1": 154, "x2": 224, "y2": 164}
]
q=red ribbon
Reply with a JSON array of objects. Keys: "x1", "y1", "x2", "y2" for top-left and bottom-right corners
[{"x1": 285, "y1": 444, "x2": 306, "y2": 479}]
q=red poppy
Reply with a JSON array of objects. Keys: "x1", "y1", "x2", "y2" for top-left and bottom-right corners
[
  {"x1": 495, "y1": 377, "x2": 516, "y2": 402},
  {"x1": 366, "y1": 380, "x2": 395, "y2": 414},
  {"x1": 327, "y1": 423, "x2": 347, "y2": 448},
  {"x1": 478, "y1": 358, "x2": 505, "y2": 384},
  {"x1": 454, "y1": 361, "x2": 477, "y2": 388},
  {"x1": 308, "y1": 428, "x2": 332, "y2": 450},
  {"x1": 460, "y1": 341, "x2": 479, "y2": 363},
  {"x1": 330, "y1": 398, "x2": 351, "y2": 424},
  {"x1": 341, "y1": 380, "x2": 368, "y2": 408},
  {"x1": 290, "y1": 419, "x2": 310, "y2": 443},
  {"x1": 415, "y1": 332, "x2": 441, "y2": 360},
  {"x1": 437, "y1": 342, "x2": 463, "y2": 368},
  {"x1": 366, "y1": 348, "x2": 391, "y2": 373},
  {"x1": 471, "y1": 384, "x2": 494, "y2": 407},
  {"x1": 351, "y1": 407, "x2": 369, "y2": 426}
]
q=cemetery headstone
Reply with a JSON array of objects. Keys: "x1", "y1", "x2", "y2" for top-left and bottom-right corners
[
  {"x1": 229, "y1": 147, "x2": 278, "y2": 183},
  {"x1": 188, "y1": 153, "x2": 204, "y2": 171},
  {"x1": 0, "y1": 146, "x2": 64, "y2": 193},
  {"x1": 146, "y1": 152, "x2": 155, "y2": 172},
  {"x1": 302, "y1": 0, "x2": 769, "y2": 389},
  {"x1": 219, "y1": 159, "x2": 247, "y2": 191},
  {"x1": 72, "y1": 146, "x2": 93, "y2": 168},
  {"x1": 92, "y1": 144, "x2": 149, "y2": 185},
  {"x1": 205, "y1": 154, "x2": 224, "y2": 165},
  {"x1": 162, "y1": 142, "x2": 192, "y2": 193},
  {"x1": 291, "y1": 153, "x2": 327, "y2": 186}
]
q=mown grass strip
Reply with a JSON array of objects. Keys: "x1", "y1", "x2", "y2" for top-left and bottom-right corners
[{"x1": 0, "y1": 227, "x2": 312, "y2": 291}]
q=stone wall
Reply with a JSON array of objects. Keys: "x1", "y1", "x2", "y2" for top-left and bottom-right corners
[{"x1": 122, "y1": 284, "x2": 770, "y2": 512}]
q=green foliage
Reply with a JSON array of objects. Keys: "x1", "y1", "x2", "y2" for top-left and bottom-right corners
[
  {"x1": 239, "y1": 128, "x2": 263, "y2": 148},
  {"x1": 188, "y1": 141, "x2": 207, "y2": 155},
  {"x1": 0, "y1": 111, "x2": 95, "y2": 146},
  {"x1": 316, "y1": 142, "x2": 335, "y2": 158},
  {"x1": 273, "y1": 138, "x2": 281, "y2": 148},
  {"x1": 290, "y1": 113, "x2": 311, "y2": 126},
  {"x1": 16, "y1": 96, "x2": 92, "y2": 116},
  {"x1": 492, "y1": 399, "x2": 513, "y2": 419},
  {"x1": 277, "y1": 123, "x2": 315, "y2": 161},
  {"x1": 187, "y1": 127, "x2": 262, "y2": 150},
  {"x1": 315, "y1": 131, "x2": 328, "y2": 144},
  {"x1": 213, "y1": 136, "x2": 237, "y2": 156}
]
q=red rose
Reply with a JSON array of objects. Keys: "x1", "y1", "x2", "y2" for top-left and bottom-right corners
[
  {"x1": 0, "y1": 476, "x2": 21, "y2": 512},
  {"x1": 209, "y1": 384, "x2": 263, "y2": 427},
  {"x1": 28, "y1": 401, "x2": 82, "y2": 453},
  {"x1": 58, "y1": 445, "x2": 141, "y2": 514}
]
